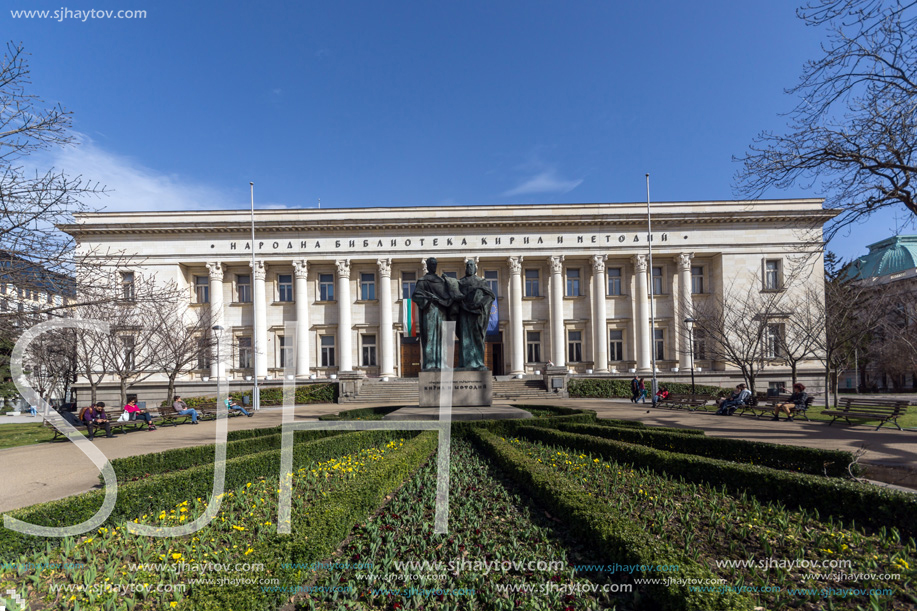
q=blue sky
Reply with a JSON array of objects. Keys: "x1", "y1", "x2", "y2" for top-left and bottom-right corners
[{"x1": 8, "y1": 0, "x2": 913, "y2": 261}]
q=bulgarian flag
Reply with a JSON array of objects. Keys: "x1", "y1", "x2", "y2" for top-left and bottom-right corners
[{"x1": 402, "y1": 298, "x2": 420, "y2": 337}]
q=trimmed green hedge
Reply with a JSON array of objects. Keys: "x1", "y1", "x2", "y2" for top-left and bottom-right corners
[
  {"x1": 468, "y1": 428, "x2": 754, "y2": 611},
  {"x1": 569, "y1": 378, "x2": 729, "y2": 399},
  {"x1": 0, "y1": 429, "x2": 416, "y2": 561},
  {"x1": 107, "y1": 429, "x2": 347, "y2": 483},
  {"x1": 515, "y1": 426, "x2": 917, "y2": 538},
  {"x1": 181, "y1": 431, "x2": 438, "y2": 611},
  {"x1": 589, "y1": 418, "x2": 706, "y2": 436},
  {"x1": 163, "y1": 383, "x2": 336, "y2": 408},
  {"x1": 556, "y1": 422, "x2": 854, "y2": 476},
  {"x1": 318, "y1": 405, "x2": 402, "y2": 420}
]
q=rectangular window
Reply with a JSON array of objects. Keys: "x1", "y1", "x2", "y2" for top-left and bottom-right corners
[
  {"x1": 0, "y1": 283, "x2": 5, "y2": 295},
  {"x1": 0, "y1": 299, "x2": 7, "y2": 311},
  {"x1": 402, "y1": 272, "x2": 416, "y2": 300},
  {"x1": 278, "y1": 274, "x2": 294, "y2": 302},
  {"x1": 319, "y1": 274, "x2": 334, "y2": 301},
  {"x1": 46, "y1": 291, "x2": 53, "y2": 304},
  {"x1": 321, "y1": 335, "x2": 336, "y2": 367},
  {"x1": 237, "y1": 274, "x2": 252, "y2": 303},
  {"x1": 484, "y1": 270, "x2": 498, "y2": 297},
  {"x1": 609, "y1": 329, "x2": 623, "y2": 361},
  {"x1": 194, "y1": 275, "x2": 209, "y2": 304},
  {"x1": 196, "y1": 337, "x2": 210, "y2": 370},
  {"x1": 654, "y1": 329, "x2": 664, "y2": 361},
  {"x1": 691, "y1": 266, "x2": 704, "y2": 294},
  {"x1": 764, "y1": 260, "x2": 781, "y2": 291},
  {"x1": 567, "y1": 330, "x2": 583, "y2": 362},
  {"x1": 526, "y1": 331, "x2": 541, "y2": 363},
  {"x1": 278, "y1": 336, "x2": 293, "y2": 368},
  {"x1": 443, "y1": 271, "x2": 458, "y2": 279},
  {"x1": 524, "y1": 269, "x2": 540, "y2": 297},
  {"x1": 566, "y1": 269, "x2": 581, "y2": 297},
  {"x1": 121, "y1": 336, "x2": 135, "y2": 370},
  {"x1": 607, "y1": 267, "x2": 622, "y2": 296},
  {"x1": 360, "y1": 273, "x2": 376, "y2": 301},
  {"x1": 651, "y1": 267, "x2": 664, "y2": 295},
  {"x1": 362, "y1": 334, "x2": 377, "y2": 366},
  {"x1": 120, "y1": 271, "x2": 135, "y2": 301},
  {"x1": 238, "y1": 337, "x2": 253, "y2": 369},
  {"x1": 693, "y1": 329, "x2": 707, "y2": 361},
  {"x1": 765, "y1": 324, "x2": 783, "y2": 358}
]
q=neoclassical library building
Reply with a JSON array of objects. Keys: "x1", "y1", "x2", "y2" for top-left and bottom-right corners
[{"x1": 62, "y1": 199, "x2": 835, "y2": 398}]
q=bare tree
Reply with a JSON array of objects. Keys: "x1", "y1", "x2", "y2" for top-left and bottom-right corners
[
  {"x1": 736, "y1": 0, "x2": 917, "y2": 238},
  {"x1": 23, "y1": 327, "x2": 76, "y2": 410},
  {"x1": 865, "y1": 279, "x2": 917, "y2": 389},
  {"x1": 777, "y1": 285, "x2": 826, "y2": 386},
  {"x1": 689, "y1": 286, "x2": 789, "y2": 396},
  {"x1": 148, "y1": 299, "x2": 218, "y2": 405}
]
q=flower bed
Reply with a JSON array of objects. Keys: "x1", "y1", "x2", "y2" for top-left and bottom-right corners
[
  {"x1": 300, "y1": 437, "x2": 636, "y2": 610},
  {"x1": 1, "y1": 433, "x2": 438, "y2": 610},
  {"x1": 499, "y1": 435, "x2": 915, "y2": 610},
  {"x1": 515, "y1": 425, "x2": 917, "y2": 538}
]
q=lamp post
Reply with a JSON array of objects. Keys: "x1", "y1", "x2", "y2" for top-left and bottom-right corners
[
  {"x1": 684, "y1": 317, "x2": 696, "y2": 394},
  {"x1": 212, "y1": 325, "x2": 223, "y2": 382}
]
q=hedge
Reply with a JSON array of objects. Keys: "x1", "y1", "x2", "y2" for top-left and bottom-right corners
[
  {"x1": 318, "y1": 405, "x2": 402, "y2": 420},
  {"x1": 0, "y1": 429, "x2": 416, "y2": 561},
  {"x1": 180, "y1": 431, "x2": 439, "y2": 611},
  {"x1": 468, "y1": 428, "x2": 754, "y2": 611},
  {"x1": 107, "y1": 429, "x2": 347, "y2": 483},
  {"x1": 569, "y1": 378, "x2": 729, "y2": 399},
  {"x1": 514, "y1": 426, "x2": 917, "y2": 538},
  {"x1": 557, "y1": 423, "x2": 854, "y2": 476},
  {"x1": 162, "y1": 383, "x2": 336, "y2": 408}
]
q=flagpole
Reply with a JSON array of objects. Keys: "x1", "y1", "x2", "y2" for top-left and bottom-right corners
[
  {"x1": 646, "y1": 174, "x2": 658, "y2": 400},
  {"x1": 250, "y1": 182, "x2": 260, "y2": 411}
]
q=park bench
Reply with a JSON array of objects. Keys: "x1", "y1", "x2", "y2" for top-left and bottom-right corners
[
  {"x1": 195, "y1": 402, "x2": 244, "y2": 418},
  {"x1": 657, "y1": 393, "x2": 712, "y2": 411},
  {"x1": 157, "y1": 404, "x2": 198, "y2": 426},
  {"x1": 736, "y1": 394, "x2": 816, "y2": 420},
  {"x1": 43, "y1": 408, "x2": 145, "y2": 439},
  {"x1": 822, "y1": 397, "x2": 911, "y2": 430}
]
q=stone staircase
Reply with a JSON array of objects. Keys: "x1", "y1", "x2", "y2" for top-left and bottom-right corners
[
  {"x1": 354, "y1": 379, "x2": 419, "y2": 403},
  {"x1": 493, "y1": 379, "x2": 549, "y2": 400}
]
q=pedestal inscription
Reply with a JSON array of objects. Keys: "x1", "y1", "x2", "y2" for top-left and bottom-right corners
[{"x1": 418, "y1": 370, "x2": 493, "y2": 407}]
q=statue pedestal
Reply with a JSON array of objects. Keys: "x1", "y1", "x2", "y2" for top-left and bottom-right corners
[{"x1": 418, "y1": 370, "x2": 492, "y2": 407}]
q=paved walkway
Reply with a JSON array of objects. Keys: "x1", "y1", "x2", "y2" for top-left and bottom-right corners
[{"x1": 1, "y1": 399, "x2": 914, "y2": 513}]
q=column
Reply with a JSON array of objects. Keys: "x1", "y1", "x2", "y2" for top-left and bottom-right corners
[
  {"x1": 378, "y1": 258, "x2": 395, "y2": 377},
  {"x1": 677, "y1": 252, "x2": 694, "y2": 370},
  {"x1": 592, "y1": 254, "x2": 608, "y2": 372},
  {"x1": 293, "y1": 260, "x2": 310, "y2": 377},
  {"x1": 336, "y1": 259, "x2": 353, "y2": 372},
  {"x1": 252, "y1": 260, "x2": 268, "y2": 378},
  {"x1": 549, "y1": 255, "x2": 565, "y2": 366},
  {"x1": 633, "y1": 254, "x2": 651, "y2": 372},
  {"x1": 508, "y1": 256, "x2": 524, "y2": 375},
  {"x1": 206, "y1": 262, "x2": 225, "y2": 379}
]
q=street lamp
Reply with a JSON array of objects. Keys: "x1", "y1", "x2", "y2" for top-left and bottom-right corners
[
  {"x1": 684, "y1": 317, "x2": 696, "y2": 394},
  {"x1": 212, "y1": 325, "x2": 223, "y2": 381}
]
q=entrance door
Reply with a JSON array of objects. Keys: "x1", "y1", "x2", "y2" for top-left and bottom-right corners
[
  {"x1": 401, "y1": 343, "x2": 421, "y2": 378},
  {"x1": 488, "y1": 343, "x2": 504, "y2": 376}
]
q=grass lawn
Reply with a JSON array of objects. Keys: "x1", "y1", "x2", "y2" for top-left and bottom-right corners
[
  {"x1": 0, "y1": 422, "x2": 68, "y2": 450},
  {"x1": 802, "y1": 403, "x2": 917, "y2": 430}
]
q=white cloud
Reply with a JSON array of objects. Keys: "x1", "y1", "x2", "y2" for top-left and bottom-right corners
[
  {"x1": 37, "y1": 134, "x2": 235, "y2": 212},
  {"x1": 503, "y1": 167, "x2": 583, "y2": 197}
]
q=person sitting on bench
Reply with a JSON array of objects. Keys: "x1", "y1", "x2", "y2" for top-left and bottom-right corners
[
  {"x1": 772, "y1": 383, "x2": 807, "y2": 422},
  {"x1": 652, "y1": 386, "x2": 670, "y2": 406},
  {"x1": 715, "y1": 384, "x2": 750, "y2": 415},
  {"x1": 224, "y1": 397, "x2": 253, "y2": 417},
  {"x1": 81, "y1": 403, "x2": 115, "y2": 440},
  {"x1": 173, "y1": 396, "x2": 199, "y2": 424},
  {"x1": 124, "y1": 398, "x2": 156, "y2": 430}
]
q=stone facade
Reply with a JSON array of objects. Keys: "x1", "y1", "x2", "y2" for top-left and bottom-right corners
[{"x1": 60, "y1": 199, "x2": 836, "y2": 400}]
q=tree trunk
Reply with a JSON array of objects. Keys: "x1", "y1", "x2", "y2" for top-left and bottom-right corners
[
  {"x1": 790, "y1": 361, "x2": 798, "y2": 386},
  {"x1": 89, "y1": 381, "x2": 99, "y2": 405},
  {"x1": 119, "y1": 379, "x2": 128, "y2": 408},
  {"x1": 167, "y1": 374, "x2": 177, "y2": 406}
]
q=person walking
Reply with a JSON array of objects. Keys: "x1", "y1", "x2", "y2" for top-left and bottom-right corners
[
  {"x1": 638, "y1": 377, "x2": 648, "y2": 403},
  {"x1": 630, "y1": 375, "x2": 641, "y2": 403}
]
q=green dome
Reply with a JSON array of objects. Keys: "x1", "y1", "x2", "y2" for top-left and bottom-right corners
[{"x1": 847, "y1": 235, "x2": 917, "y2": 280}]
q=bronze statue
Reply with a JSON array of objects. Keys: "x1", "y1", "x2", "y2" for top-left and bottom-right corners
[
  {"x1": 411, "y1": 258, "x2": 459, "y2": 370},
  {"x1": 456, "y1": 260, "x2": 496, "y2": 370}
]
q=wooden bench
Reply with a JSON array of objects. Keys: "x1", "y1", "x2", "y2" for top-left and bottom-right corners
[
  {"x1": 157, "y1": 404, "x2": 197, "y2": 426},
  {"x1": 822, "y1": 397, "x2": 911, "y2": 430},
  {"x1": 195, "y1": 402, "x2": 244, "y2": 418},
  {"x1": 43, "y1": 409, "x2": 85, "y2": 440},
  {"x1": 657, "y1": 393, "x2": 712, "y2": 411}
]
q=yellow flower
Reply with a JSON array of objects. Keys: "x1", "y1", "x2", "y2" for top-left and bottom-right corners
[
  {"x1": 172, "y1": 553, "x2": 182, "y2": 560},
  {"x1": 245, "y1": 547, "x2": 254, "y2": 555},
  {"x1": 170, "y1": 603, "x2": 178, "y2": 608},
  {"x1": 232, "y1": 525, "x2": 246, "y2": 531}
]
